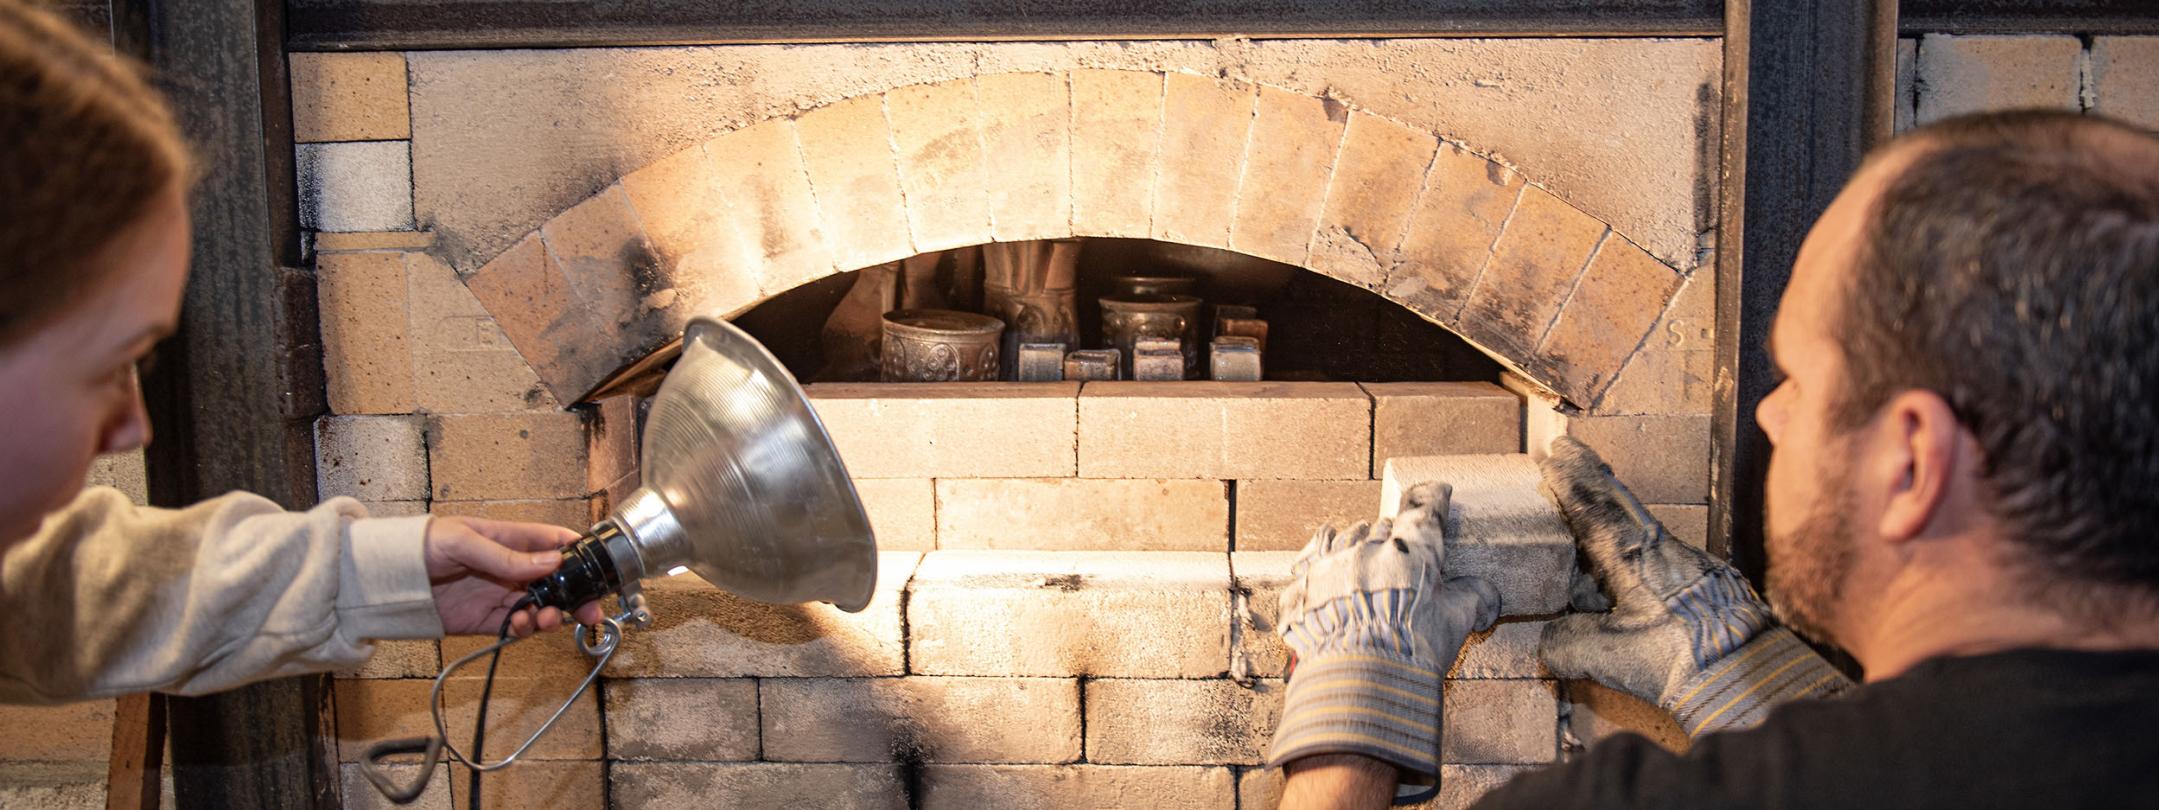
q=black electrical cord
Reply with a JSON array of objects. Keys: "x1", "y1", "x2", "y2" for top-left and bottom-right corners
[{"x1": 469, "y1": 594, "x2": 535, "y2": 810}]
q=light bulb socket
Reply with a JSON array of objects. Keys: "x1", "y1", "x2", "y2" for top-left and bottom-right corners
[{"x1": 526, "y1": 522, "x2": 629, "y2": 612}]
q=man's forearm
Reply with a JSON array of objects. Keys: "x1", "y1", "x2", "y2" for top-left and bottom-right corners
[{"x1": 1280, "y1": 754, "x2": 1398, "y2": 810}]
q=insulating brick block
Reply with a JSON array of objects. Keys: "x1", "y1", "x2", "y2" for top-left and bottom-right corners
[
  {"x1": 343, "y1": 762, "x2": 450, "y2": 810},
  {"x1": 289, "y1": 52, "x2": 409, "y2": 143},
  {"x1": 921, "y1": 765, "x2": 1235, "y2": 810},
  {"x1": 704, "y1": 118, "x2": 835, "y2": 296},
  {"x1": 1380, "y1": 455, "x2": 1577, "y2": 616},
  {"x1": 1590, "y1": 272, "x2": 1714, "y2": 417},
  {"x1": 297, "y1": 140, "x2": 415, "y2": 232},
  {"x1": 853, "y1": 478, "x2": 936, "y2": 550},
  {"x1": 761, "y1": 677, "x2": 1081, "y2": 764},
  {"x1": 424, "y1": 412, "x2": 588, "y2": 501},
  {"x1": 316, "y1": 251, "x2": 415, "y2": 414},
  {"x1": 0, "y1": 701, "x2": 113, "y2": 762},
  {"x1": 1078, "y1": 382, "x2": 1370, "y2": 480},
  {"x1": 977, "y1": 72, "x2": 1073, "y2": 242},
  {"x1": 2093, "y1": 38, "x2": 2159, "y2": 130},
  {"x1": 1239, "y1": 763, "x2": 1532, "y2": 810},
  {"x1": 1084, "y1": 679, "x2": 1281, "y2": 766},
  {"x1": 1646, "y1": 503, "x2": 1711, "y2": 549},
  {"x1": 1443, "y1": 680, "x2": 1560, "y2": 764},
  {"x1": 1153, "y1": 73, "x2": 1255, "y2": 248},
  {"x1": 935, "y1": 478, "x2": 1228, "y2": 551},
  {"x1": 603, "y1": 678, "x2": 760, "y2": 761},
  {"x1": 1230, "y1": 87, "x2": 1345, "y2": 266},
  {"x1": 618, "y1": 143, "x2": 760, "y2": 318},
  {"x1": 1456, "y1": 188, "x2": 1607, "y2": 362},
  {"x1": 607, "y1": 552, "x2": 920, "y2": 678},
  {"x1": 907, "y1": 551, "x2": 1230, "y2": 678},
  {"x1": 1364, "y1": 382, "x2": 1524, "y2": 463},
  {"x1": 796, "y1": 95, "x2": 913, "y2": 271},
  {"x1": 1385, "y1": 143, "x2": 1523, "y2": 317},
  {"x1": 809, "y1": 383, "x2": 1078, "y2": 478},
  {"x1": 1233, "y1": 480, "x2": 1384, "y2": 552},
  {"x1": 316, "y1": 415, "x2": 429, "y2": 502},
  {"x1": 332, "y1": 677, "x2": 600, "y2": 763},
  {"x1": 1563, "y1": 679, "x2": 1690, "y2": 754},
  {"x1": 430, "y1": 498, "x2": 595, "y2": 532},
  {"x1": 1230, "y1": 551, "x2": 1297, "y2": 679},
  {"x1": 441, "y1": 624, "x2": 595, "y2": 682},
  {"x1": 1563, "y1": 414, "x2": 1712, "y2": 504},
  {"x1": 453, "y1": 760, "x2": 602, "y2": 810},
  {"x1": 315, "y1": 230, "x2": 433, "y2": 252},
  {"x1": 1070, "y1": 69, "x2": 1163, "y2": 237},
  {"x1": 1452, "y1": 619, "x2": 1552, "y2": 680},
  {"x1": 402, "y1": 252, "x2": 556, "y2": 413},
  {"x1": 611, "y1": 763, "x2": 906, "y2": 810},
  {"x1": 888, "y1": 79, "x2": 993, "y2": 252},
  {"x1": 1916, "y1": 34, "x2": 2083, "y2": 124},
  {"x1": 1309, "y1": 112, "x2": 1437, "y2": 288},
  {"x1": 1535, "y1": 238, "x2": 1683, "y2": 403},
  {"x1": 336, "y1": 639, "x2": 439, "y2": 680}
]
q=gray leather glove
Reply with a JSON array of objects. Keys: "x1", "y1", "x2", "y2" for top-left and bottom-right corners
[
  {"x1": 1537, "y1": 436, "x2": 1851, "y2": 737},
  {"x1": 1268, "y1": 482, "x2": 1500, "y2": 804}
]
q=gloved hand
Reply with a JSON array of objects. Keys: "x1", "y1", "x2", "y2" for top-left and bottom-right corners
[
  {"x1": 1267, "y1": 482, "x2": 1500, "y2": 804},
  {"x1": 1537, "y1": 436, "x2": 1851, "y2": 737}
]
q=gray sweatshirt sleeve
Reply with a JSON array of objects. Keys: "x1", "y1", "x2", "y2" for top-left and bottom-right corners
[{"x1": 0, "y1": 487, "x2": 443, "y2": 703}]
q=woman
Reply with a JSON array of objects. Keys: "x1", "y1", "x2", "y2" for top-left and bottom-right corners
[{"x1": 0, "y1": 0, "x2": 597, "y2": 703}]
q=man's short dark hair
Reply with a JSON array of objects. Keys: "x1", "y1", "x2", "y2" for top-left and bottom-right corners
[{"x1": 1835, "y1": 110, "x2": 2159, "y2": 599}]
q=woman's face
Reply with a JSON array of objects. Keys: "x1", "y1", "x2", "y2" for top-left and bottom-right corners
[{"x1": 0, "y1": 185, "x2": 189, "y2": 545}]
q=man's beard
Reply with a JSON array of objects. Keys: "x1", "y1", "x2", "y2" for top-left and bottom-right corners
[{"x1": 1764, "y1": 460, "x2": 1859, "y2": 646}]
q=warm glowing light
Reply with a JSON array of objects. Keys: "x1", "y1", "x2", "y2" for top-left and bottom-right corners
[{"x1": 667, "y1": 565, "x2": 691, "y2": 576}]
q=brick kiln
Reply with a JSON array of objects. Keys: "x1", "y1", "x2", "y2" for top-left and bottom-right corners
[{"x1": 301, "y1": 38, "x2": 1723, "y2": 810}]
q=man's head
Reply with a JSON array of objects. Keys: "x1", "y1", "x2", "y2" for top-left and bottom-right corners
[{"x1": 1758, "y1": 111, "x2": 2159, "y2": 655}]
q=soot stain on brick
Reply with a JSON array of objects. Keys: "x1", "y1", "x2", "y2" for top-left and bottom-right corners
[
  {"x1": 1039, "y1": 573, "x2": 1086, "y2": 592},
  {"x1": 889, "y1": 725, "x2": 930, "y2": 810}
]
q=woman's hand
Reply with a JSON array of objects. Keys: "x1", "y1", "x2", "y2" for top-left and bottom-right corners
[{"x1": 423, "y1": 516, "x2": 605, "y2": 636}]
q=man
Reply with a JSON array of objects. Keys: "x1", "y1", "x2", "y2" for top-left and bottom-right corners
[{"x1": 1268, "y1": 110, "x2": 2159, "y2": 808}]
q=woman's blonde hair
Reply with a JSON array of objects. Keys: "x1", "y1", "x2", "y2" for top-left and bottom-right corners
[{"x1": 0, "y1": 1, "x2": 190, "y2": 345}]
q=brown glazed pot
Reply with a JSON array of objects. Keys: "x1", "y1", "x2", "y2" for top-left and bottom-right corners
[
  {"x1": 1106, "y1": 274, "x2": 1201, "y2": 299},
  {"x1": 1100, "y1": 293, "x2": 1204, "y2": 379},
  {"x1": 880, "y1": 309, "x2": 1004, "y2": 382}
]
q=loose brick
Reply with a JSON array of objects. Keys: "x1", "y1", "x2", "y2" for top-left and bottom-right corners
[
  {"x1": 907, "y1": 551, "x2": 1230, "y2": 678},
  {"x1": 797, "y1": 95, "x2": 914, "y2": 271},
  {"x1": 2093, "y1": 37, "x2": 2159, "y2": 130},
  {"x1": 1536, "y1": 238, "x2": 1683, "y2": 405},
  {"x1": 935, "y1": 479, "x2": 1228, "y2": 551},
  {"x1": 1230, "y1": 88, "x2": 1347, "y2": 266},
  {"x1": 1380, "y1": 455, "x2": 1577, "y2": 616},
  {"x1": 888, "y1": 79, "x2": 993, "y2": 252},
  {"x1": 1646, "y1": 503, "x2": 1711, "y2": 549},
  {"x1": 464, "y1": 233, "x2": 618, "y2": 404},
  {"x1": 1592, "y1": 272, "x2": 1715, "y2": 416},
  {"x1": 1563, "y1": 679, "x2": 1689, "y2": 754},
  {"x1": 315, "y1": 230, "x2": 433, "y2": 252},
  {"x1": 1501, "y1": 373, "x2": 1568, "y2": 463},
  {"x1": 290, "y1": 52, "x2": 409, "y2": 143},
  {"x1": 1070, "y1": 70, "x2": 1164, "y2": 238},
  {"x1": 1365, "y1": 382, "x2": 1524, "y2": 464},
  {"x1": 603, "y1": 678, "x2": 760, "y2": 761},
  {"x1": 1443, "y1": 679, "x2": 1559, "y2": 764},
  {"x1": 0, "y1": 701, "x2": 113, "y2": 762},
  {"x1": 1451, "y1": 620, "x2": 1551, "y2": 680},
  {"x1": 297, "y1": 140, "x2": 414, "y2": 232},
  {"x1": 1233, "y1": 480, "x2": 1384, "y2": 552},
  {"x1": 337, "y1": 639, "x2": 441, "y2": 680},
  {"x1": 977, "y1": 73, "x2": 1073, "y2": 242},
  {"x1": 1916, "y1": 34, "x2": 2083, "y2": 123},
  {"x1": 343, "y1": 762, "x2": 450, "y2": 810},
  {"x1": 430, "y1": 498, "x2": 594, "y2": 532},
  {"x1": 538, "y1": 184, "x2": 657, "y2": 334},
  {"x1": 425, "y1": 412, "x2": 589, "y2": 501},
  {"x1": 808, "y1": 383, "x2": 1079, "y2": 478},
  {"x1": 1152, "y1": 74, "x2": 1255, "y2": 248},
  {"x1": 1309, "y1": 112, "x2": 1437, "y2": 288},
  {"x1": 762, "y1": 677, "x2": 1081, "y2": 764},
  {"x1": 1387, "y1": 144, "x2": 1523, "y2": 318},
  {"x1": 453, "y1": 760, "x2": 602, "y2": 810},
  {"x1": 706, "y1": 118, "x2": 836, "y2": 296},
  {"x1": 404, "y1": 253, "x2": 555, "y2": 412},
  {"x1": 1230, "y1": 551, "x2": 1297, "y2": 678},
  {"x1": 332, "y1": 677, "x2": 601, "y2": 762},
  {"x1": 1457, "y1": 188, "x2": 1608, "y2": 361},
  {"x1": 612, "y1": 763, "x2": 906, "y2": 810},
  {"x1": 1239, "y1": 764, "x2": 1531, "y2": 810},
  {"x1": 1564, "y1": 414, "x2": 1712, "y2": 504},
  {"x1": 854, "y1": 478, "x2": 936, "y2": 550},
  {"x1": 1085, "y1": 679, "x2": 1280, "y2": 766},
  {"x1": 608, "y1": 552, "x2": 920, "y2": 677},
  {"x1": 620, "y1": 142, "x2": 761, "y2": 319},
  {"x1": 316, "y1": 415, "x2": 429, "y2": 502},
  {"x1": 922, "y1": 765, "x2": 1234, "y2": 810},
  {"x1": 1078, "y1": 382, "x2": 1370, "y2": 480},
  {"x1": 317, "y1": 251, "x2": 417, "y2": 414}
]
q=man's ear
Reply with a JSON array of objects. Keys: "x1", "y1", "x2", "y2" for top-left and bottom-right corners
[{"x1": 1875, "y1": 389, "x2": 1962, "y2": 543}]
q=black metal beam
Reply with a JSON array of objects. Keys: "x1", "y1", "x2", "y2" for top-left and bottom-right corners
[
  {"x1": 1903, "y1": 0, "x2": 2159, "y2": 34},
  {"x1": 1709, "y1": 0, "x2": 1895, "y2": 572},
  {"x1": 287, "y1": 0, "x2": 1723, "y2": 51},
  {"x1": 131, "y1": 0, "x2": 334, "y2": 805}
]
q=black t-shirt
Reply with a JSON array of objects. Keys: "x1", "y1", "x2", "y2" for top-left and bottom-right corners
[{"x1": 1475, "y1": 648, "x2": 2159, "y2": 809}]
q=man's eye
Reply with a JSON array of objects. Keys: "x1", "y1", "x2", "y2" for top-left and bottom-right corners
[{"x1": 134, "y1": 348, "x2": 160, "y2": 376}]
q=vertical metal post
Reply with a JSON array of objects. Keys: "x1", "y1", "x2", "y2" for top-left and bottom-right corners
[{"x1": 1710, "y1": 0, "x2": 1898, "y2": 575}]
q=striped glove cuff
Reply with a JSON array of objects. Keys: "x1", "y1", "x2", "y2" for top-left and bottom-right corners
[
  {"x1": 1266, "y1": 653, "x2": 1443, "y2": 776},
  {"x1": 1667, "y1": 628, "x2": 1853, "y2": 737}
]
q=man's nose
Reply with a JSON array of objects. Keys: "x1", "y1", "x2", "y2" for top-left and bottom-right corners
[{"x1": 99, "y1": 369, "x2": 152, "y2": 454}]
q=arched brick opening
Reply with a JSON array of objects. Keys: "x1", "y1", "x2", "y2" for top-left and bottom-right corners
[{"x1": 461, "y1": 69, "x2": 1685, "y2": 408}]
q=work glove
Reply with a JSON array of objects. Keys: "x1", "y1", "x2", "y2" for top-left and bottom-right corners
[
  {"x1": 1537, "y1": 436, "x2": 1851, "y2": 737},
  {"x1": 1267, "y1": 482, "x2": 1501, "y2": 805}
]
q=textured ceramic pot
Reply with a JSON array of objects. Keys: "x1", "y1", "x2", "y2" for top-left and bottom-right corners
[
  {"x1": 1100, "y1": 293, "x2": 1204, "y2": 379},
  {"x1": 880, "y1": 309, "x2": 1004, "y2": 382}
]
